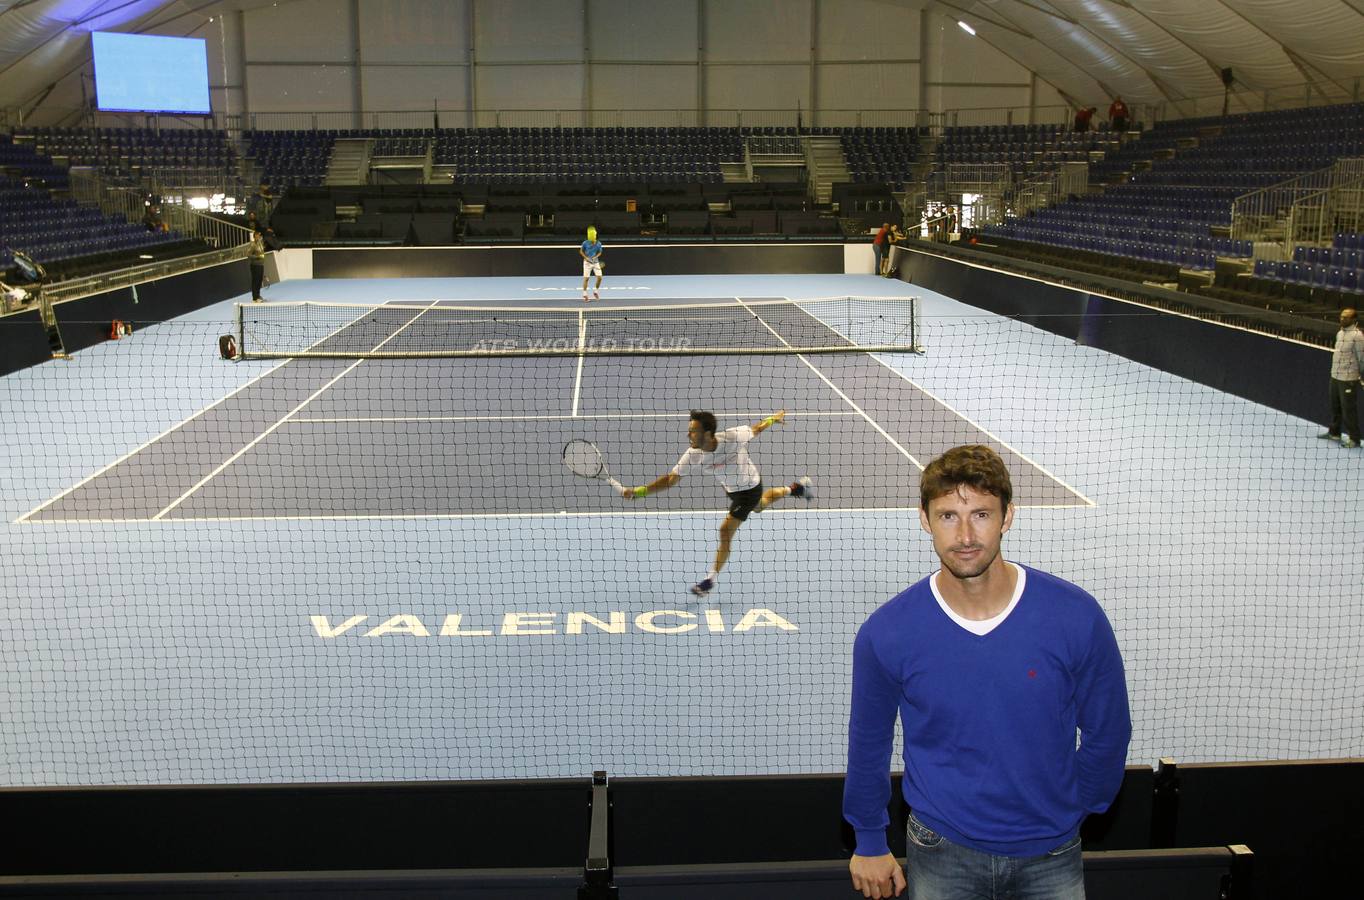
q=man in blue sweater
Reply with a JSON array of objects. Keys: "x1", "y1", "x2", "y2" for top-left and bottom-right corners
[{"x1": 845, "y1": 445, "x2": 1130, "y2": 899}]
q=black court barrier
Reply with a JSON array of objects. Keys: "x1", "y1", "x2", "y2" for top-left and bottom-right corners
[
  {"x1": 0, "y1": 870, "x2": 582, "y2": 898},
  {"x1": 0, "y1": 259, "x2": 250, "y2": 378},
  {"x1": 17, "y1": 760, "x2": 1364, "y2": 899},
  {"x1": 893, "y1": 240, "x2": 1333, "y2": 426},
  {"x1": 609, "y1": 848, "x2": 1252, "y2": 900},
  {"x1": 309, "y1": 243, "x2": 846, "y2": 278},
  {"x1": 0, "y1": 779, "x2": 589, "y2": 877},
  {"x1": 1169, "y1": 759, "x2": 1364, "y2": 900},
  {"x1": 0, "y1": 851, "x2": 1250, "y2": 900},
  {"x1": 0, "y1": 306, "x2": 49, "y2": 374}
]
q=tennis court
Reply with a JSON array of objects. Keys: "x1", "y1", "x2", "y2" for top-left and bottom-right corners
[
  {"x1": 1, "y1": 272, "x2": 1360, "y2": 786},
  {"x1": 18, "y1": 295, "x2": 1085, "y2": 523}
]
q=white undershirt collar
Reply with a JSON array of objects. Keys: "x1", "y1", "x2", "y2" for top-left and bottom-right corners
[{"x1": 929, "y1": 562, "x2": 1026, "y2": 636}]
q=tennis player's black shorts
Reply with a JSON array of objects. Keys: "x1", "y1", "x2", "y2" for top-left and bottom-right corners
[{"x1": 726, "y1": 482, "x2": 764, "y2": 521}]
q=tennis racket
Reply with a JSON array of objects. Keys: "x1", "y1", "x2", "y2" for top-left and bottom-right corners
[{"x1": 563, "y1": 439, "x2": 625, "y2": 493}]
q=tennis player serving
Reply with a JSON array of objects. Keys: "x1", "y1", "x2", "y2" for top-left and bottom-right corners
[
  {"x1": 581, "y1": 226, "x2": 604, "y2": 302},
  {"x1": 624, "y1": 409, "x2": 812, "y2": 596}
]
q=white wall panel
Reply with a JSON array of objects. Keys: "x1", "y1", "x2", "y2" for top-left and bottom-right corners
[
  {"x1": 591, "y1": 65, "x2": 698, "y2": 111},
  {"x1": 212, "y1": 87, "x2": 246, "y2": 120},
  {"x1": 818, "y1": 63, "x2": 918, "y2": 110},
  {"x1": 817, "y1": 0, "x2": 921, "y2": 62},
  {"x1": 932, "y1": 18, "x2": 1029, "y2": 85},
  {"x1": 363, "y1": 67, "x2": 469, "y2": 111},
  {"x1": 934, "y1": 85, "x2": 1031, "y2": 116},
  {"x1": 477, "y1": 65, "x2": 586, "y2": 109},
  {"x1": 246, "y1": 65, "x2": 355, "y2": 112},
  {"x1": 244, "y1": 0, "x2": 354, "y2": 63},
  {"x1": 705, "y1": 65, "x2": 810, "y2": 112},
  {"x1": 359, "y1": 0, "x2": 470, "y2": 65},
  {"x1": 589, "y1": 0, "x2": 697, "y2": 62},
  {"x1": 474, "y1": 0, "x2": 584, "y2": 63},
  {"x1": 1033, "y1": 80, "x2": 1068, "y2": 124},
  {"x1": 705, "y1": 0, "x2": 810, "y2": 63}
]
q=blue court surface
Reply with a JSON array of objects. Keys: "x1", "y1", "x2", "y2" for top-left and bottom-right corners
[{"x1": 1, "y1": 272, "x2": 1361, "y2": 786}]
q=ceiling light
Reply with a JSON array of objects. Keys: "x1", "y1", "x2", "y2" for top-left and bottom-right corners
[{"x1": 958, "y1": 20, "x2": 976, "y2": 36}]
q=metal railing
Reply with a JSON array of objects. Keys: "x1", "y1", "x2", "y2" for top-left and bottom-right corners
[
  {"x1": 1146, "y1": 77, "x2": 1363, "y2": 124},
  {"x1": 225, "y1": 108, "x2": 933, "y2": 132},
  {"x1": 940, "y1": 163, "x2": 1012, "y2": 194},
  {"x1": 59, "y1": 168, "x2": 253, "y2": 290},
  {"x1": 145, "y1": 166, "x2": 253, "y2": 210},
  {"x1": 1283, "y1": 175, "x2": 1364, "y2": 251},
  {"x1": 42, "y1": 244, "x2": 249, "y2": 306},
  {"x1": 1231, "y1": 158, "x2": 1364, "y2": 243},
  {"x1": 4, "y1": 105, "x2": 984, "y2": 134},
  {"x1": 936, "y1": 105, "x2": 1073, "y2": 131},
  {"x1": 67, "y1": 168, "x2": 147, "y2": 226},
  {"x1": 1012, "y1": 161, "x2": 1089, "y2": 218},
  {"x1": 7, "y1": 76, "x2": 1361, "y2": 136}
]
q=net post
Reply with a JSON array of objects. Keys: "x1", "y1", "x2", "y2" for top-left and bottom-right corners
[
  {"x1": 235, "y1": 302, "x2": 244, "y2": 358},
  {"x1": 578, "y1": 770, "x2": 617, "y2": 900},
  {"x1": 1150, "y1": 757, "x2": 1180, "y2": 849},
  {"x1": 912, "y1": 294, "x2": 923, "y2": 354}
]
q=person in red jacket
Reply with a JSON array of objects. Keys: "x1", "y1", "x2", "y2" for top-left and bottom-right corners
[
  {"x1": 1073, "y1": 106, "x2": 1095, "y2": 132},
  {"x1": 873, "y1": 222, "x2": 891, "y2": 275},
  {"x1": 1108, "y1": 96, "x2": 1130, "y2": 132}
]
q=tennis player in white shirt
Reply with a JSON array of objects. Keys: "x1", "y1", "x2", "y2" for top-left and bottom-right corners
[{"x1": 624, "y1": 409, "x2": 812, "y2": 596}]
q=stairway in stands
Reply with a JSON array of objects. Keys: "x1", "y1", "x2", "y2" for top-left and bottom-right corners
[
  {"x1": 326, "y1": 138, "x2": 371, "y2": 186},
  {"x1": 807, "y1": 135, "x2": 849, "y2": 205}
]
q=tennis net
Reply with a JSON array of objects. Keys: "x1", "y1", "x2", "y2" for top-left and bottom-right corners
[{"x1": 234, "y1": 296, "x2": 922, "y2": 358}]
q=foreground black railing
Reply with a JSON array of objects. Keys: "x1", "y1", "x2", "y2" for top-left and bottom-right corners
[{"x1": 4, "y1": 759, "x2": 1359, "y2": 899}]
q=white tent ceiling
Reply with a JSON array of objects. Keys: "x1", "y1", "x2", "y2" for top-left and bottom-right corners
[
  {"x1": 0, "y1": 0, "x2": 277, "y2": 114},
  {"x1": 941, "y1": 0, "x2": 1364, "y2": 107},
  {"x1": 1, "y1": 0, "x2": 1362, "y2": 117}
]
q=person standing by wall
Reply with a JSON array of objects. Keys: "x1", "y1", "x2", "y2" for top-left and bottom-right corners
[
  {"x1": 248, "y1": 225, "x2": 269, "y2": 303},
  {"x1": 873, "y1": 222, "x2": 891, "y2": 276},
  {"x1": 1318, "y1": 307, "x2": 1364, "y2": 448},
  {"x1": 845, "y1": 445, "x2": 1131, "y2": 900},
  {"x1": 248, "y1": 182, "x2": 276, "y2": 228}
]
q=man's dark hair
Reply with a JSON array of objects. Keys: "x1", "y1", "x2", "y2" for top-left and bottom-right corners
[
  {"x1": 689, "y1": 410, "x2": 717, "y2": 435},
  {"x1": 920, "y1": 444, "x2": 1013, "y2": 513}
]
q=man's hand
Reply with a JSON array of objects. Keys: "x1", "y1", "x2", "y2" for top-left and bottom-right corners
[
  {"x1": 771, "y1": 409, "x2": 785, "y2": 425},
  {"x1": 623, "y1": 486, "x2": 639, "y2": 499},
  {"x1": 849, "y1": 854, "x2": 905, "y2": 898}
]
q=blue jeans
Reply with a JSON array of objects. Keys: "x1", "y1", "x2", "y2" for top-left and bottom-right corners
[{"x1": 904, "y1": 812, "x2": 1085, "y2": 900}]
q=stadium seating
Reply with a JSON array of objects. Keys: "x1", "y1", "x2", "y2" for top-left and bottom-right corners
[
  {"x1": 1246, "y1": 233, "x2": 1364, "y2": 298},
  {"x1": 245, "y1": 128, "x2": 335, "y2": 188},
  {"x1": 0, "y1": 134, "x2": 69, "y2": 188},
  {"x1": 978, "y1": 101, "x2": 1364, "y2": 274},
  {"x1": 431, "y1": 126, "x2": 738, "y2": 184},
  {"x1": 16, "y1": 127, "x2": 235, "y2": 179},
  {"x1": 840, "y1": 126, "x2": 923, "y2": 184},
  {"x1": 0, "y1": 174, "x2": 194, "y2": 275}
]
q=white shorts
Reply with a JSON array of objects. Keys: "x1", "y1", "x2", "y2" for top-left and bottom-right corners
[{"x1": 582, "y1": 259, "x2": 603, "y2": 277}]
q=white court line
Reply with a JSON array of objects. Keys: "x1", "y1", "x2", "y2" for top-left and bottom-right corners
[
  {"x1": 735, "y1": 297, "x2": 924, "y2": 470},
  {"x1": 793, "y1": 298, "x2": 1096, "y2": 508},
  {"x1": 287, "y1": 411, "x2": 863, "y2": 424},
  {"x1": 571, "y1": 309, "x2": 586, "y2": 416},
  {"x1": 151, "y1": 300, "x2": 442, "y2": 521},
  {"x1": 12, "y1": 302, "x2": 386, "y2": 525}
]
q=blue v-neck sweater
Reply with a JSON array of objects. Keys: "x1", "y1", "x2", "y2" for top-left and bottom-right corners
[{"x1": 844, "y1": 564, "x2": 1131, "y2": 858}]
